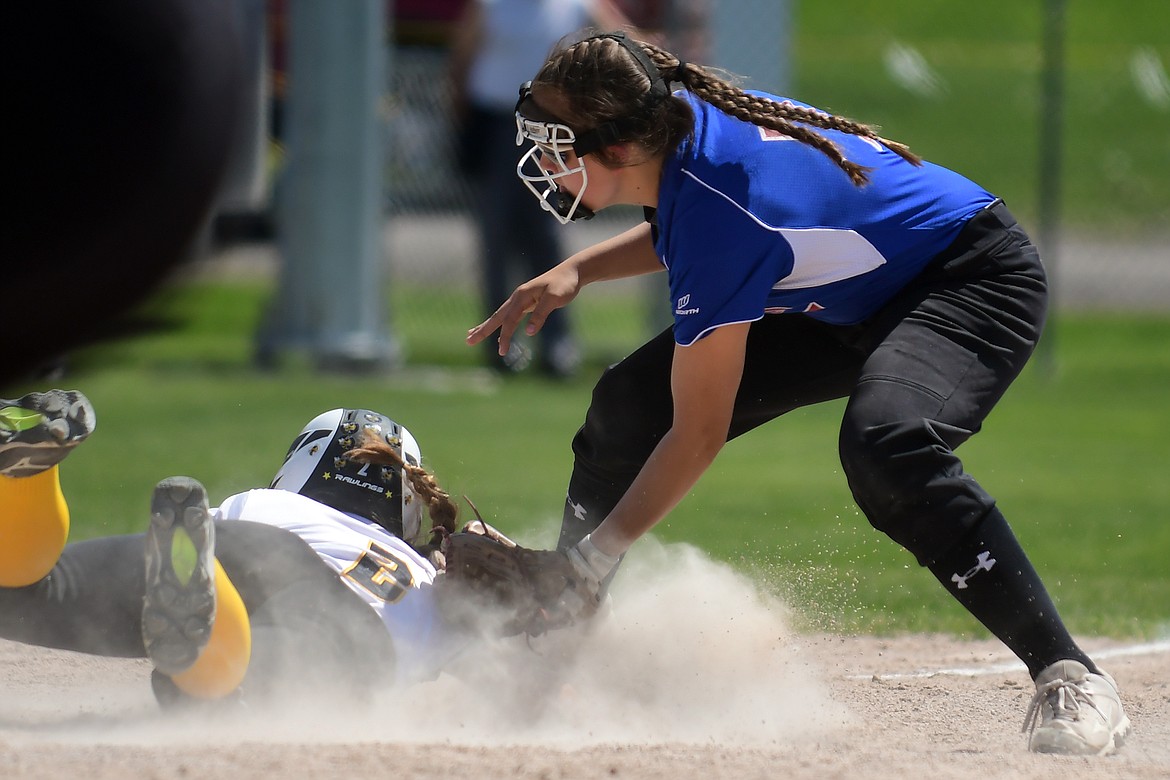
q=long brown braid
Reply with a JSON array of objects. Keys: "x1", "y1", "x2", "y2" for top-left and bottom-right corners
[
  {"x1": 344, "y1": 429, "x2": 458, "y2": 539},
  {"x1": 534, "y1": 33, "x2": 922, "y2": 186}
]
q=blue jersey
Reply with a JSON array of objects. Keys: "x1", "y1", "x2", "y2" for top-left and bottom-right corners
[{"x1": 653, "y1": 92, "x2": 995, "y2": 345}]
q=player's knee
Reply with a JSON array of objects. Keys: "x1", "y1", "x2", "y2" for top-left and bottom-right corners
[
  {"x1": 575, "y1": 363, "x2": 669, "y2": 471},
  {"x1": 838, "y1": 415, "x2": 923, "y2": 529},
  {"x1": 582, "y1": 367, "x2": 669, "y2": 451},
  {"x1": 585, "y1": 362, "x2": 644, "y2": 432}
]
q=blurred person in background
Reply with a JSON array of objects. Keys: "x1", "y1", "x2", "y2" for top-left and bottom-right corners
[
  {"x1": 611, "y1": 0, "x2": 709, "y2": 64},
  {"x1": 447, "y1": 0, "x2": 634, "y2": 378}
]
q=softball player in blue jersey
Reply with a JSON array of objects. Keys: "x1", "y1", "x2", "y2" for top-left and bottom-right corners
[
  {"x1": 467, "y1": 31, "x2": 1130, "y2": 755},
  {"x1": 0, "y1": 392, "x2": 475, "y2": 708}
]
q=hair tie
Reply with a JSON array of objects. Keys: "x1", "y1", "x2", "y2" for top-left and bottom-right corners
[{"x1": 672, "y1": 60, "x2": 688, "y2": 83}]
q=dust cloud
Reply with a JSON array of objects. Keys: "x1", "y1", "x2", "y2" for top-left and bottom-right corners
[
  {"x1": 388, "y1": 538, "x2": 849, "y2": 746},
  {"x1": 5, "y1": 539, "x2": 846, "y2": 751}
]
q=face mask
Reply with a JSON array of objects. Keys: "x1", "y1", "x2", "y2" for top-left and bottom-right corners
[
  {"x1": 513, "y1": 85, "x2": 595, "y2": 224},
  {"x1": 511, "y1": 32, "x2": 670, "y2": 224}
]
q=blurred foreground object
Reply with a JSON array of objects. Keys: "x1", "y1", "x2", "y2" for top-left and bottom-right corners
[{"x1": 3, "y1": 0, "x2": 243, "y2": 387}]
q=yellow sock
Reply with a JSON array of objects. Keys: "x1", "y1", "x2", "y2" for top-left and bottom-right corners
[
  {"x1": 0, "y1": 467, "x2": 70, "y2": 587},
  {"x1": 169, "y1": 560, "x2": 252, "y2": 699}
]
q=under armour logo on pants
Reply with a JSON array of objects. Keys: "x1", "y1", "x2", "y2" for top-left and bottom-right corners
[{"x1": 952, "y1": 550, "x2": 996, "y2": 589}]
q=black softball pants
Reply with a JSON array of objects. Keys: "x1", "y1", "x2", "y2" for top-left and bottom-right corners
[
  {"x1": 557, "y1": 200, "x2": 1048, "y2": 567},
  {"x1": 0, "y1": 520, "x2": 395, "y2": 704}
]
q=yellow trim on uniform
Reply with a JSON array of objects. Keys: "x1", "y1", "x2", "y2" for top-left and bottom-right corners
[
  {"x1": 0, "y1": 466, "x2": 69, "y2": 587},
  {"x1": 170, "y1": 560, "x2": 252, "y2": 699}
]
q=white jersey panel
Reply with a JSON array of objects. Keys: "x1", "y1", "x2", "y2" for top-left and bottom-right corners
[
  {"x1": 773, "y1": 228, "x2": 886, "y2": 290},
  {"x1": 213, "y1": 489, "x2": 466, "y2": 685}
]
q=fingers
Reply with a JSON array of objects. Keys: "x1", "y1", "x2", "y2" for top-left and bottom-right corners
[
  {"x1": 523, "y1": 305, "x2": 547, "y2": 338},
  {"x1": 466, "y1": 316, "x2": 514, "y2": 357},
  {"x1": 467, "y1": 267, "x2": 575, "y2": 355},
  {"x1": 466, "y1": 310, "x2": 504, "y2": 349},
  {"x1": 466, "y1": 293, "x2": 537, "y2": 356}
]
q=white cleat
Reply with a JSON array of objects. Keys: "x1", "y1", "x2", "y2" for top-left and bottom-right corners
[{"x1": 1024, "y1": 659, "x2": 1131, "y2": 755}]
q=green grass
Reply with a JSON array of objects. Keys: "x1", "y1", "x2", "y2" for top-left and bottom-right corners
[
  {"x1": 22, "y1": 280, "x2": 1170, "y2": 641},
  {"x1": 795, "y1": 1, "x2": 1170, "y2": 232}
]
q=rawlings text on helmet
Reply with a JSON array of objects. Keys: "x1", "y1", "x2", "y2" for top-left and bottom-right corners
[{"x1": 270, "y1": 408, "x2": 428, "y2": 546}]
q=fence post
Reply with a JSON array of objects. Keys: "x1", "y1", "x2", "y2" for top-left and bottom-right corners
[
  {"x1": 257, "y1": 0, "x2": 399, "y2": 371},
  {"x1": 1036, "y1": 0, "x2": 1066, "y2": 374}
]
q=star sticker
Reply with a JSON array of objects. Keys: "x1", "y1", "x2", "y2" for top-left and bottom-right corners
[{"x1": 322, "y1": 471, "x2": 332, "y2": 480}]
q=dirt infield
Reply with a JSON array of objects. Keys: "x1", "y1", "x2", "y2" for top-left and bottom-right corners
[{"x1": 2, "y1": 544, "x2": 1166, "y2": 779}]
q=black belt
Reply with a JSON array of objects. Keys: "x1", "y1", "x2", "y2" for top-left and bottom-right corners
[
  {"x1": 920, "y1": 197, "x2": 1023, "y2": 279},
  {"x1": 977, "y1": 197, "x2": 1015, "y2": 230}
]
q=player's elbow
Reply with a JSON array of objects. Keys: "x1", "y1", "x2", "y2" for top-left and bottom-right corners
[{"x1": 670, "y1": 419, "x2": 728, "y2": 463}]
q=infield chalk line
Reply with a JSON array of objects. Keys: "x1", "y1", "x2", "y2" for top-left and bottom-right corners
[{"x1": 845, "y1": 639, "x2": 1170, "y2": 681}]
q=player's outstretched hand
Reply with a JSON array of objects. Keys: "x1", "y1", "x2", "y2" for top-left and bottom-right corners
[{"x1": 467, "y1": 262, "x2": 582, "y2": 357}]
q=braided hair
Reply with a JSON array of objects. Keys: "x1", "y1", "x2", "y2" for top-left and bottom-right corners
[
  {"x1": 533, "y1": 33, "x2": 922, "y2": 186},
  {"x1": 345, "y1": 429, "x2": 458, "y2": 546}
]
